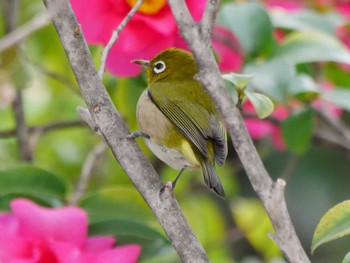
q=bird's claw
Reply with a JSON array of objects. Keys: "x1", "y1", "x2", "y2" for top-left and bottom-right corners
[
  {"x1": 127, "y1": 131, "x2": 150, "y2": 140},
  {"x1": 159, "y1": 181, "x2": 174, "y2": 197}
]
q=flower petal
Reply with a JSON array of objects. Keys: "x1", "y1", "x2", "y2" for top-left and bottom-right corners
[
  {"x1": 106, "y1": 34, "x2": 173, "y2": 76},
  {"x1": 96, "y1": 244, "x2": 141, "y2": 263},
  {"x1": 84, "y1": 236, "x2": 116, "y2": 252},
  {"x1": 11, "y1": 199, "x2": 87, "y2": 248},
  {"x1": 212, "y1": 25, "x2": 243, "y2": 72}
]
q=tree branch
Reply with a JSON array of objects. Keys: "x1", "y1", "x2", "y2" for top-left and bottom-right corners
[
  {"x1": 69, "y1": 142, "x2": 107, "y2": 205},
  {"x1": 4, "y1": 0, "x2": 32, "y2": 161},
  {"x1": 43, "y1": 0, "x2": 209, "y2": 261},
  {"x1": 12, "y1": 89, "x2": 32, "y2": 161},
  {"x1": 0, "y1": 120, "x2": 86, "y2": 138},
  {"x1": 200, "y1": 0, "x2": 220, "y2": 42},
  {"x1": 0, "y1": 11, "x2": 51, "y2": 52},
  {"x1": 168, "y1": 0, "x2": 310, "y2": 262}
]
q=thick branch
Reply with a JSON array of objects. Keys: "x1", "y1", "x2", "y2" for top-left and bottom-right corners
[
  {"x1": 43, "y1": 0, "x2": 209, "y2": 262},
  {"x1": 168, "y1": 0, "x2": 310, "y2": 262},
  {"x1": 200, "y1": 0, "x2": 220, "y2": 41}
]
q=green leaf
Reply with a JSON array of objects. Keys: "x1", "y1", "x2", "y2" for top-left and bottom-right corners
[
  {"x1": 244, "y1": 59, "x2": 296, "y2": 103},
  {"x1": 80, "y1": 187, "x2": 155, "y2": 224},
  {"x1": 275, "y1": 31, "x2": 350, "y2": 65},
  {"x1": 321, "y1": 88, "x2": 350, "y2": 112},
  {"x1": 288, "y1": 74, "x2": 319, "y2": 101},
  {"x1": 216, "y1": 2, "x2": 274, "y2": 55},
  {"x1": 0, "y1": 165, "x2": 67, "y2": 207},
  {"x1": 222, "y1": 72, "x2": 253, "y2": 89},
  {"x1": 232, "y1": 198, "x2": 282, "y2": 259},
  {"x1": 312, "y1": 200, "x2": 350, "y2": 254},
  {"x1": 271, "y1": 9, "x2": 338, "y2": 35},
  {"x1": 89, "y1": 219, "x2": 170, "y2": 260},
  {"x1": 245, "y1": 91, "x2": 274, "y2": 119},
  {"x1": 281, "y1": 108, "x2": 315, "y2": 154},
  {"x1": 343, "y1": 252, "x2": 350, "y2": 263}
]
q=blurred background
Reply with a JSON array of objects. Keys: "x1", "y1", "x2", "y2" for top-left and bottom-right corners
[{"x1": 1, "y1": 0, "x2": 350, "y2": 262}]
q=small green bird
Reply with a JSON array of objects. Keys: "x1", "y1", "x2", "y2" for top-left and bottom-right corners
[{"x1": 132, "y1": 48, "x2": 227, "y2": 197}]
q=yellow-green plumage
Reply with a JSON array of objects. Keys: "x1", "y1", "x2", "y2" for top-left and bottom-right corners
[{"x1": 134, "y1": 48, "x2": 227, "y2": 197}]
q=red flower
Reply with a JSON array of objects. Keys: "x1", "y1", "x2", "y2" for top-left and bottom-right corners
[
  {"x1": 0, "y1": 198, "x2": 141, "y2": 263},
  {"x1": 70, "y1": 0, "x2": 205, "y2": 76},
  {"x1": 70, "y1": 0, "x2": 243, "y2": 76},
  {"x1": 212, "y1": 25, "x2": 243, "y2": 72}
]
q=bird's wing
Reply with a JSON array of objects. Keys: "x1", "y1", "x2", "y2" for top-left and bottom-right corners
[{"x1": 148, "y1": 84, "x2": 227, "y2": 164}]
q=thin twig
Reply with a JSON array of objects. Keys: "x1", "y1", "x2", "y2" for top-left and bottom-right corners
[
  {"x1": 317, "y1": 109, "x2": 350, "y2": 142},
  {"x1": 98, "y1": 0, "x2": 145, "y2": 79},
  {"x1": 0, "y1": 120, "x2": 86, "y2": 138},
  {"x1": 22, "y1": 51, "x2": 80, "y2": 95},
  {"x1": 4, "y1": 0, "x2": 32, "y2": 161},
  {"x1": 0, "y1": 11, "x2": 51, "y2": 52},
  {"x1": 69, "y1": 142, "x2": 107, "y2": 205},
  {"x1": 12, "y1": 89, "x2": 32, "y2": 161}
]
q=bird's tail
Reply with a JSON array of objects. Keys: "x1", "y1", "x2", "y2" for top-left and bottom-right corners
[{"x1": 201, "y1": 160, "x2": 225, "y2": 198}]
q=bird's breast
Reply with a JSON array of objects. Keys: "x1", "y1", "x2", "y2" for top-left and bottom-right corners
[
  {"x1": 136, "y1": 89, "x2": 172, "y2": 138},
  {"x1": 136, "y1": 89, "x2": 199, "y2": 169}
]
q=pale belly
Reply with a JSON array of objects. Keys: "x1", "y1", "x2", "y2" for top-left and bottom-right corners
[
  {"x1": 145, "y1": 139, "x2": 196, "y2": 170},
  {"x1": 136, "y1": 89, "x2": 199, "y2": 170}
]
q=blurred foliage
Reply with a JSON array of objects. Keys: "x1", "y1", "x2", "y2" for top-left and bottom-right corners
[
  {"x1": 1, "y1": 0, "x2": 350, "y2": 262},
  {"x1": 312, "y1": 200, "x2": 350, "y2": 254}
]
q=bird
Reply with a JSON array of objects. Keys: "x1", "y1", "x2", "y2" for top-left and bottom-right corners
[{"x1": 131, "y1": 48, "x2": 227, "y2": 197}]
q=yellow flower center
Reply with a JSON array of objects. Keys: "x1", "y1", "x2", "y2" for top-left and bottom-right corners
[{"x1": 126, "y1": 0, "x2": 166, "y2": 15}]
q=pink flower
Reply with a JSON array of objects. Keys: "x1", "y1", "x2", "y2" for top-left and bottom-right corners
[
  {"x1": 211, "y1": 25, "x2": 243, "y2": 72},
  {"x1": 243, "y1": 101, "x2": 289, "y2": 150},
  {"x1": 312, "y1": 81, "x2": 342, "y2": 118},
  {"x1": 336, "y1": 1, "x2": 350, "y2": 20},
  {"x1": 0, "y1": 198, "x2": 141, "y2": 263},
  {"x1": 70, "y1": 0, "x2": 243, "y2": 76},
  {"x1": 264, "y1": 0, "x2": 304, "y2": 12},
  {"x1": 70, "y1": 0, "x2": 206, "y2": 76}
]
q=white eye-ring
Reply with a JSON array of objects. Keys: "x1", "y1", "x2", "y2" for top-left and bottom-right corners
[{"x1": 153, "y1": 61, "x2": 166, "y2": 74}]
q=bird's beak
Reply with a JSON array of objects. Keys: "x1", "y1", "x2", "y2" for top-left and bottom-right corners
[{"x1": 131, "y1": 59, "x2": 151, "y2": 68}]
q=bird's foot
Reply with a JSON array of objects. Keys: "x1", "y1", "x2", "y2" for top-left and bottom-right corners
[
  {"x1": 159, "y1": 181, "x2": 174, "y2": 197},
  {"x1": 127, "y1": 131, "x2": 150, "y2": 140}
]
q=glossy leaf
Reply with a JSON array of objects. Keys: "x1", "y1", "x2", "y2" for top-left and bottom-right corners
[
  {"x1": 222, "y1": 72, "x2": 253, "y2": 89},
  {"x1": 271, "y1": 9, "x2": 338, "y2": 35},
  {"x1": 281, "y1": 108, "x2": 315, "y2": 154},
  {"x1": 80, "y1": 187, "x2": 155, "y2": 224},
  {"x1": 275, "y1": 31, "x2": 350, "y2": 65},
  {"x1": 181, "y1": 195, "x2": 226, "y2": 253},
  {"x1": 343, "y1": 252, "x2": 350, "y2": 263},
  {"x1": 245, "y1": 91, "x2": 274, "y2": 119},
  {"x1": 0, "y1": 166, "x2": 66, "y2": 207},
  {"x1": 244, "y1": 59, "x2": 296, "y2": 103},
  {"x1": 321, "y1": 88, "x2": 350, "y2": 112},
  {"x1": 312, "y1": 200, "x2": 350, "y2": 254},
  {"x1": 216, "y1": 2, "x2": 274, "y2": 55},
  {"x1": 288, "y1": 73, "x2": 319, "y2": 99},
  {"x1": 232, "y1": 198, "x2": 281, "y2": 259}
]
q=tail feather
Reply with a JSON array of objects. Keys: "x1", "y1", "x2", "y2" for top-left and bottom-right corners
[{"x1": 201, "y1": 160, "x2": 225, "y2": 198}]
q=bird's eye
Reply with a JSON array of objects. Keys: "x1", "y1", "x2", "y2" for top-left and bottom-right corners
[{"x1": 153, "y1": 61, "x2": 166, "y2": 74}]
